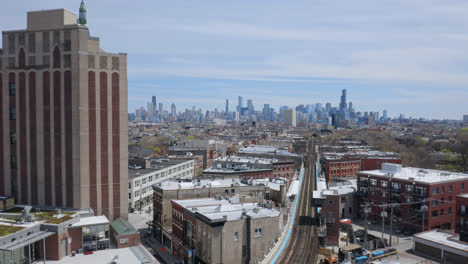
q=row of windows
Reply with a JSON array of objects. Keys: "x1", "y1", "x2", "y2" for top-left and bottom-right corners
[
  {"x1": 432, "y1": 184, "x2": 461, "y2": 195},
  {"x1": 7, "y1": 31, "x2": 71, "y2": 54},
  {"x1": 132, "y1": 169, "x2": 194, "y2": 187},
  {"x1": 432, "y1": 208, "x2": 452, "y2": 217}
]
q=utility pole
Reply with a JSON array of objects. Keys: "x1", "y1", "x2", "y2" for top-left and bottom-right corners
[
  {"x1": 381, "y1": 210, "x2": 388, "y2": 247},
  {"x1": 364, "y1": 205, "x2": 371, "y2": 250},
  {"x1": 421, "y1": 200, "x2": 428, "y2": 232},
  {"x1": 389, "y1": 205, "x2": 394, "y2": 247}
]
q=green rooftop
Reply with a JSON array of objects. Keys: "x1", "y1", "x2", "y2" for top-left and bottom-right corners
[
  {"x1": 0, "y1": 225, "x2": 25, "y2": 237},
  {"x1": 111, "y1": 217, "x2": 138, "y2": 235}
]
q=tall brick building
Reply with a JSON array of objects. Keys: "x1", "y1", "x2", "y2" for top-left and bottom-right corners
[{"x1": 0, "y1": 5, "x2": 128, "y2": 220}]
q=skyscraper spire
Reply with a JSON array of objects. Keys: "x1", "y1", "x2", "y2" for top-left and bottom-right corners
[{"x1": 77, "y1": 0, "x2": 87, "y2": 25}]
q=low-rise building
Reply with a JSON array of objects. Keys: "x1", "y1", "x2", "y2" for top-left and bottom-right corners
[
  {"x1": 171, "y1": 197, "x2": 282, "y2": 264},
  {"x1": 456, "y1": 194, "x2": 468, "y2": 242},
  {"x1": 203, "y1": 167, "x2": 274, "y2": 182},
  {"x1": 0, "y1": 206, "x2": 110, "y2": 263},
  {"x1": 212, "y1": 156, "x2": 295, "y2": 183},
  {"x1": 128, "y1": 158, "x2": 194, "y2": 212},
  {"x1": 357, "y1": 163, "x2": 468, "y2": 233},
  {"x1": 151, "y1": 178, "x2": 269, "y2": 247},
  {"x1": 313, "y1": 180, "x2": 358, "y2": 246},
  {"x1": 413, "y1": 229, "x2": 468, "y2": 263}
]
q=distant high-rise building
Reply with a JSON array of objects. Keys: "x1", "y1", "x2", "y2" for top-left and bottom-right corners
[
  {"x1": 247, "y1": 99, "x2": 254, "y2": 115},
  {"x1": 283, "y1": 108, "x2": 297, "y2": 127},
  {"x1": 171, "y1": 103, "x2": 176, "y2": 117},
  {"x1": 383, "y1": 110, "x2": 388, "y2": 121},
  {"x1": 325, "y1": 103, "x2": 332, "y2": 114},
  {"x1": 339, "y1": 89, "x2": 347, "y2": 114},
  {"x1": 238, "y1": 96, "x2": 243, "y2": 112},
  {"x1": 225, "y1": 99, "x2": 229, "y2": 118},
  {"x1": 0, "y1": 6, "x2": 128, "y2": 219},
  {"x1": 463, "y1": 115, "x2": 468, "y2": 124},
  {"x1": 263, "y1": 104, "x2": 270, "y2": 121},
  {"x1": 159, "y1": 102, "x2": 163, "y2": 113}
]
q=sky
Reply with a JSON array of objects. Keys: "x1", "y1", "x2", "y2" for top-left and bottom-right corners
[{"x1": 1, "y1": 0, "x2": 468, "y2": 119}]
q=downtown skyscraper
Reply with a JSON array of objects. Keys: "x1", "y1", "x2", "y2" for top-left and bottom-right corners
[{"x1": 0, "y1": 5, "x2": 128, "y2": 220}]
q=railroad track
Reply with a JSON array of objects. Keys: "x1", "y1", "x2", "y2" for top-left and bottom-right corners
[{"x1": 277, "y1": 139, "x2": 319, "y2": 264}]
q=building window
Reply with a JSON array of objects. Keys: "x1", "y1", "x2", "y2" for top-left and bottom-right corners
[
  {"x1": 10, "y1": 155, "x2": 17, "y2": 169},
  {"x1": 405, "y1": 185, "x2": 414, "y2": 193},
  {"x1": 328, "y1": 200, "x2": 334, "y2": 204},
  {"x1": 382, "y1": 191, "x2": 387, "y2": 198},
  {"x1": 231, "y1": 189, "x2": 235, "y2": 193},
  {"x1": 9, "y1": 83, "x2": 16, "y2": 96},
  {"x1": 381, "y1": 180, "x2": 388, "y2": 187},
  {"x1": 341, "y1": 197, "x2": 346, "y2": 203},
  {"x1": 441, "y1": 198, "x2": 444, "y2": 205},
  {"x1": 370, "y1": 179, "x2": 377, "y2": 186},
  {"x1": 370, "y1": 188, "x2": 376, "y2": 196},
  {"x1": 432, "y1": 200, "x2": 438, "y2": 207},
  {"x1": 255, "y1": 228, "x2": 262, "y2": 237},
  {"x1": 119, "y1": 238, "x2": 128, "y2": 244},
  {"x1": 462, "y1": 183, "x2": 465, "y2": 190},
  {"x1": 449, "y1": 185, "x2": 452, "y2": 192},
  {"x1": 10, "y1": 131, "x2": 16, "y2": 144},
  {"x1": 448, "y1": 207, "x2": 452, "y2": 214},
  {"x1": 432, "y1": 187, "x2": 439, "y2": 195},
  {"x1": 10, "y1": 108, "x2": 16, "y2": 120},
  {"x1": 440, "y1": 209, "x2": 444, "y2": 216},
  {"x1": 128, "y1": 193, "x2": 131, "y2": 199},
  {"x1": 234, "y1": 232, "x2": 239, "y2": 241},
  {"x1": 432, "y1": 210, "x2": 438, "y2": 218},
  {"x1": 441, "y1": 186, "x2": 445, "y2": 194},
  {"x1": 448, "y1": 196, "x2": 452, "y2": 202}
]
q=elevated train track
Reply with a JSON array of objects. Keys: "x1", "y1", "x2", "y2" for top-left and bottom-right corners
[{"x1": 276, "y1": 139, "x2": 319, "y2": 264}]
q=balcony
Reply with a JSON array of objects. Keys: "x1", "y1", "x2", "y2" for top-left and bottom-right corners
[
  {"x1": 413, "y1": 191, "x2": 427, "y2": 198},
  {"x1": 391, "y1": 188, "x2": 402, "y2": 193}
]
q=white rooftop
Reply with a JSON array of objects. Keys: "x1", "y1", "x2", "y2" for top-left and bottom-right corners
[
  {"x1": 154, "y1": 178, "x2": 247, "y2": 190},
  {"x1": 173, "y1": 198, "x2": 279, "y2": 221},
  {"x1": 239, "y1": 145, "x2": 299, "y2": 157},
  {"x1": 71, "y1": 215, "x2": 109, "y2": 227},
  {"x1": 414, "y1": 229, "x2": 468, "y2": 252},
  {"x1": 287, "y1": 180, "x2": 299, "y2": 197},
  {"x1": 361, "y1": 163, "x2": 468, "y2": 184},
  {"x1": 215, "y1": 156, "x2": 278, "y2": 165}
]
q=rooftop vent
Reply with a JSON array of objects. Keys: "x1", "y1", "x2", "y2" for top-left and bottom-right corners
[{"x1": 382, "y1": 163, "x2": 402, "y2": 173}]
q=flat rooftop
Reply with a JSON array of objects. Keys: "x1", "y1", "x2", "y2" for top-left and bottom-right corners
[
  {"x1": 414, "y1": 229, "x2": 468, "y2": 252},
  {"x1": 203, "y1": 167, "x2": 272, "y2": 174},
  {"x1": 173, "y1": 198, "x2": 280, "y2": 221},
  {"x1": 239, "y1": 145, "x2": 299, "y2": 157},
  {"x1": 153, "y1": 178, "x2": 248, "y2": 191},
  {"x1": 128, "y1": 168, "x2": 158, "y2": 179},
  {"x1": 361, "y1": 163, "x2": 468, "y2": 184},
  {"x1": 215, "y1": 156, "x2": 278, "y2": 165}
]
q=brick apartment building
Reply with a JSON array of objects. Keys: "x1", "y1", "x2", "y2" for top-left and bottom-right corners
[
  {"x1": 170, "y1": 198, "x2": 281, "y2": 264},
  {"x1": 0, "y1": 6, "x2": 128, "y2": 220},
  {"x1": 323, "y1": 156, "x2": 402, "y2": 182},
  {"x1": 357, "y1": 163, "x2": 468, "y2": 233},
  {"x1": 151, "y1": 178, "x2": 269, "y2": 248},
  {"x1": 455, "y1": 194, "x2": 468, "y2": 242},
  {"x1": 212, "y1": 156, "x2": 295, "y2": 184}
]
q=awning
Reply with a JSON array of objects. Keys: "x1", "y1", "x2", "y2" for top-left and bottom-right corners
[{"x1": 0, "y1": 231, "x2": 55, "y2": 251}]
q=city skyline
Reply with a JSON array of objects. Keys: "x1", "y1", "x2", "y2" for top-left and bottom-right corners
[{"x1": 1, "y1": 0, "x2": 468, "y2": 119}]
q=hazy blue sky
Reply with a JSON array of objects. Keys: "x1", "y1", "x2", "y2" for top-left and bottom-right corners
[{"x1": 2, "y1": 0, "x2": 468, "y2": 119}]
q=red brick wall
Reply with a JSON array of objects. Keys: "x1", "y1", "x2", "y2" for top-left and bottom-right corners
[
  {"x1": 273, "y1": 162, "x2": 295, "y2": 184},
  {"x1": 113, "y1": 233, "x2": 141, "y2": 248},
  {"x1": 455, "y1": 195, "x2": 468, "y2": 233},
  {"x1": 69, "y1": 228, "x2": 82, "y2": 252},
  {"x1": 360, "y1": 158, "x2": 401, "y2": 171},
  {"x1": 241, "y1": 170, "x2": 273, "y2": 181},
  {"x1": 358, "y1": 173, "x2": 468, "y2": 232},
  {"x1": 326, "y1": 159, "x2": 360, "y2": 182},
  {"x1": 322, "y1": 195, "x2": 340, "y2": 246},
  {"x1": 45, "y1": 231, "x2": 71, "y2": 260}
]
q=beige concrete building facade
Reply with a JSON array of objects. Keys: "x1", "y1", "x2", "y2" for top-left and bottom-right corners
[{"x1": 0, "y1": 8, "x2": 128, "y2": 220}]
